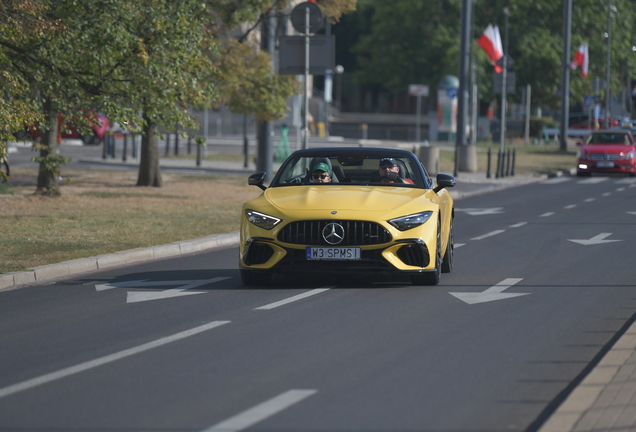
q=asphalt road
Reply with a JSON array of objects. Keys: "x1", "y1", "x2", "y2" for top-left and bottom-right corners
[{"x1": 1, "y1": 174, "x2": 636, "y2": 431}]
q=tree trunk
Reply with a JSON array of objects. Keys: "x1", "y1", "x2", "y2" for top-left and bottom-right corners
[
  {"x1": 36, "y1": 98, "x2": 60, "y2": 195},
  {"x1": 137, "y1": 113, "x2": 162, "y2": 187}
]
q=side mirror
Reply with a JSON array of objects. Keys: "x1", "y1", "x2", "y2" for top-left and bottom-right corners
[
  {"x1": 248, "y1": 172, "x2": 267, "y2": 190},
  {"x1": 433, "y1": 173, "x2": 456, "y2": 193}
]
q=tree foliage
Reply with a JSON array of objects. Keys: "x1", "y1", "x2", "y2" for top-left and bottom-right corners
[{"x1": 337, "y1": 0, "x2": 636, "y2": 111}]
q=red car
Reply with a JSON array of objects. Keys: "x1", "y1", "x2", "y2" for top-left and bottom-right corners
[
  {"x1": 28, "y1": 111, "x2": 109, "y2": 145},
  {"x1": 576, "y1": 130, "x2": 636, "y2": 177}
]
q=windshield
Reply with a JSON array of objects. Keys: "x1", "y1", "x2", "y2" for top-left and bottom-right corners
[
  {"x1": 586, "y1": 133, "x2": 633, "y2": 145},
  {"x1": 273, "y1": 152, "x2": 427, "y2": 187}
]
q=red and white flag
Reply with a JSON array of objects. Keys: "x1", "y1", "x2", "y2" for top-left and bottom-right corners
[
  {"x1": 478, "y1": 24, "x2": 503, "y2": 73},
  {"x1": 570, "y1": 43, "x2": 589, "y2": 78}
]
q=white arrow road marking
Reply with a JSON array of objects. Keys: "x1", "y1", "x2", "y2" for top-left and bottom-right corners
[
  {"x1": 0, "y1": 321, "x2": 230, "y2": 399},
  {"x1": 450, "y1": 278, "x2": 528, "y2": 305},
  {"x1": 201, "y1": 389, "x2": 317, "y2": 432},
  {"x1": 578, "y1": 177, "x2": 609, "y2": 184},
  {"x1": 542, "y1": 177, "x2": 571, "y2": 184},
  {"x1": 455, "y1": 207, "x2": 504, "y2": 216},
  {"x1": 95, "y1": 279, "x2": 217, "y2": 291},
  {"x1": 568, "y1": 233, "x2": 622, "y2": 246},
  {"x1": 471, "y1": 230, "x2": 505, "y2": 240},
  {"x1": 254, "y1": 288, "x2": 332, "y2": 310},
  {"x1": 126, "y1": 277, "x2": 231, "y2": 303}
]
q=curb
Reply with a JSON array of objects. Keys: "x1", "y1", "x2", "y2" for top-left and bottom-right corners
[{"x1": 0, "y1": 232, "x2": 239, "y2": 291}]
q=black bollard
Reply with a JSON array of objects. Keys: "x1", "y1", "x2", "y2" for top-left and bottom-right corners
[
  {"x1": 511, "y1": 149, "x2": 516, "y2": 176},
  {"x1": 505, "y1": 149, "x2": 511, "y2": 177},
  {"x1": 196, "y1": 140, "x2": 202, "y2": 167},
  {"x1": 187, "y1": 135, "x2": 192, "y2": 155},
  {"x1": 174, "y1": 127, "x2": 179, "y2": 156},
  {"x1": 486, "y1": 148, "x2": 492, "y2": 178},
  {"x1": 495, "y1": 150, "x2": 502, "y2": 178},
  {"x1": 109, "y1": 132, "x2": 116, "y2": 158},
  {"x1": 122, "y1": 132, "x2": 127, "y2": 162},
  {"x1": 164, "y1": 133, "x2": 170, "y2": 156},
  {"x1": 102, "y1": 134, "x2": 107, "y2": 159}
]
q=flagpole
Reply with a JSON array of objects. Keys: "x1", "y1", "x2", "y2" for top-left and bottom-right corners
[
  {"x1": 497, "y1": 8, "x2": 508, "y2": 177},
  {"x1": 560, "y1": 0, "x2": 572, "y2": 151}
]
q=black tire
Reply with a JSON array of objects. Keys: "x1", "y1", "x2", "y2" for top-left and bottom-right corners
[
  {"x1": 240, "y1": 269, "x2": 273, "y2": 286},
  {"x1": 411, "y1": 219, "x2": 441, "y2": 286},
  {"x1": 441, "y1": 216, "x2": 454, "y2": 273}
]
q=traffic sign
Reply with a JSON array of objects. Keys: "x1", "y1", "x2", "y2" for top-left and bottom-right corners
[
  {"x1": 409, "y1": 84, "x2": 429, "y2": 97},
  {"x1": 446, "y1": 87, "x2": 457, "y2": 99},
  {"x1": 584, "y1": 95, "x2": 595, "y2": 108},
  {"x1": 290, "y1": 2, "x2": 323, "y2": 34}
]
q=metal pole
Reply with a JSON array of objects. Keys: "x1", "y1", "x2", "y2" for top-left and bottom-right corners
[
  {"x1": 605, "y1": 0, "x2": 612, "y2": 129},
  {"x1": 303, "y1": 5, "x2": 310, "y2": 149},
  {"x1": 455, "y1": 0, "x2": 472, "y2": 177},
  {"x1": 560, "y1": 0, "x2": 572, "y2": 151},
  {"x1": 499, "y1": 8, "x2": 509, "y2": 155},
  {"x1": 525, "y1": 84, "x2": 531, "y2": 145},
  {"x1": 415, "y1": 94, "x2": 422, "y2": 142}
]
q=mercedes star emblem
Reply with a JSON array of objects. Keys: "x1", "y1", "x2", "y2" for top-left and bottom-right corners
[{"x1": 322, "y1": 222, "x2": 345, "y2": 245}]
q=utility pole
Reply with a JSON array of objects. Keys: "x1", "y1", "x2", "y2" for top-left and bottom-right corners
[
  {"x1": 605, "y1": 0, "x2": 612, "y2": 129},
  {"x1": 560, "y1": 0, "x2": 572, "y2": 151},
  {"x1": 497, "y1": 7, "x2": 509, "y2": 177},
  {"x1": 257, "y1": 12, "x2": 276, "y2": 180}
]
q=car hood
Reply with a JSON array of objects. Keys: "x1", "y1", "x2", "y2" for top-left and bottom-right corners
[
  {"x1": 583, "y1": 144, "x2": 635, "y2": 153},
  {"x1": 261, "y1": 185, "x2": 435, "y2": 213}
]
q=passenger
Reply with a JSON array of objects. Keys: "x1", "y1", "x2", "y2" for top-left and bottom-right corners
[
  {"x1": 310, "y1": 162, "x2": 332, "y2": 183},
  {"x1": 378, "y1": 158, "x2": 414, "y2": 184}
]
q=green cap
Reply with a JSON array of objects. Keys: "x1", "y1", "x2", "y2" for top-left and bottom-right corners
[{"x1": 312, "y1": 162, "x2": 331, "y2": 175}]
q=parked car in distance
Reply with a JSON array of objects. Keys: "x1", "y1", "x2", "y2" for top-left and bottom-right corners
[
  {"x1": 576, "y1": 130, "x2": 636, "y2": 177},
  {"x1": 28, "y1": 111, "x2": 109, "y2": 145},
  {"x1": 239, "y1": 147, "x2": 456, "y2": 286}
]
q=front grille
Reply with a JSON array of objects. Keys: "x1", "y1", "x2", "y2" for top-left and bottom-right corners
[
  {"x1": 278, "y1": 220, "x2": 392, "y2": 246},
  {"x1": 591, "y1": 153, "x2": 620, "y2": 161}
]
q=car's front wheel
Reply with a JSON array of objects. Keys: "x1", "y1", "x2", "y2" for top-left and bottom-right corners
[
  {"x1": 441, "y1": 216, "x2": 454, "y2": 273},
  {"x1": 240, "y1": 269, "x2": 273, "y2": 286}
]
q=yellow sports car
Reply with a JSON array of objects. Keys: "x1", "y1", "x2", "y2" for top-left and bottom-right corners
[{"x1": 239, "y1": 147, "x2": 456, "y2": 286}]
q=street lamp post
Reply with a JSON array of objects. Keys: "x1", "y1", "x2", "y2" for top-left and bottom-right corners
[
  {"x1": 605, "y1": 0, "x2": 613, "y2": 129},
  {"x1": 497, "y1": 7, "x2": 509, "y2": 178}
]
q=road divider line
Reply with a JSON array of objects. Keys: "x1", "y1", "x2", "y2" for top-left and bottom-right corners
[
  {"x1": 201, "y1": 389, "x2": 317, "y2": 432},
  {"x1": 254, "y1": 288, "x2": 332, "y2": 310},
  {"x1": 510, "y1": 222, "x2": 527, "y2": 228},
  {"x1": 564, "y1": 205, "x2": 576, "y2": 209},
  {"x1": 584, "y1": 198, "x2": 596, "y2": 202},
  {"x1": 540, "y1": 212, "x2": 555, "y2": 217},
  {"x1": 0, "y1": 321, "x2": 230, "y2": 399},
  {"x1": 471, "y1": 230, "x2": 505, "y2": 241}
]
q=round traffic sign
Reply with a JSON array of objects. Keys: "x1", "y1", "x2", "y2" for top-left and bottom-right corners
[{"x1": 291, "y1": 1, "x2": 323, "y2": 34}]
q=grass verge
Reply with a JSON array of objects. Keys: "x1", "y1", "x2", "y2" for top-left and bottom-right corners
[{"x1": 1, "y1": 143, "x2": 577, "y2": 274}]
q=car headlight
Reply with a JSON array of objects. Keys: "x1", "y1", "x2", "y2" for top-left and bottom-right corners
[
  {"x1": 620, "y1": 151, "x2": 635, "y2": 160},
  {"x1": 388, "y1": 211, "x2": 433, "y2": 231},
  {"x1": 245, "y1": 209, "x2": 281, "y2": 230}
]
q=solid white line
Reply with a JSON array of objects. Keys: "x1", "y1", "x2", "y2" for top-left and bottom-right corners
[
  {"x1": 254, "y1": 288, "x2": 331, "y2": 310},
  {"x1": 509, "y1": 222, "x2": 527, "y2": 228},
  {"x1": 0, "y1": 321, "x2": 230, "y2": 399},
  {"x1": 471, "y1": 230, "x2": 504, "y2": 240},
  {"x1": 540, "y1": 212, "x2": 555, "y2": 217},
  {"x1": 201, "y1": 389, "x2": 317, "y2": 432}
]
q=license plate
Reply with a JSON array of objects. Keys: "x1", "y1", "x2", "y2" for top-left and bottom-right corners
[
  {"x1": 306, "y1": 247, "x2": 361, "y2": 260},
  {"x1": 597, "y1": 161, "x2": 614, "y2": 168}
]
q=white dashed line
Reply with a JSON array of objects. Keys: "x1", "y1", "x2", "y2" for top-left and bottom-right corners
[
  {"x1": 510, "y1": 222, "x2": 527, "y2": 228},
  {"x1": 584, "y1": 198, "x2": 596, "y2": 202},
  {"x1": 455, "y1": 243, "x2": 466, "y2": 248},
  {"x1": 602, "y1": 192, "x2": 611, "y2": 197},
  {"x1": 540, "y1": 212, "x2": 555, "y2": 217},
  {"x1": 564, "y1": 204, "x2": 576, "y2": 209},
  {"x1": 0, "y1": 321, "x2": 231, "y2": 399},
  {"x1": 616, "y1": 187, "x2": 625, "y2": 192},
  {"x1": 201, "y1": 389, "x2": 317, "y2": 432},
  {"x1": 471, "y1": 230, "x2": 505, "y2": 240},
  {"x1": 254, "y1": 288, "x2": 332, "y2": 310}
]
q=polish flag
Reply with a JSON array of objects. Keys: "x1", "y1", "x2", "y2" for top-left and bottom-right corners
[
  {"x1": 478, "y1": 24, "x2": 503, "y2": 73},
  {"x1": 570, "y1": 43, "x2": 589, "y2": 78}
]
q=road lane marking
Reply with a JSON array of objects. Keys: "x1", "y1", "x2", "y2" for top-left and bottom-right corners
[
  {"x1": 540, "y1": 212, "x2": 555, "y2": 217},
  {"x1": 0, "y1": 321, "x2": 230, "y2": 399},
  {"x1": 254, "y1": 288, "x2": 332, "y2": 310},
  {"x1": 584, "y1": 198, "x2": 596, "y2": 202},
  {"x1": 201, "y1": 389, "x2": 317, "y2": 432},
  {"x1": 578, "y1": 177, "x2": 609, "y2": 184},
  {"x1": 510, "y1": 222, "x2": 527, "y2": 228},
  {"x1": 542, "y1": 177, "x2": 571, "y2": 184},
  {"x1": 471, "y1": 230, "x2": 504, "y2": 241},
  {"x1": 564, "y1": 204, "x2": 576, "y2": 209},
  {"x1": 602, "y1": 192, "x2": 611, "y2": 197},
  {"x1": 616, "y1": 187, "x2": 625, "y2": 192},
  {"x1": 455, "y1": 207, "x2": 504, "y2": 215},
  {"x1": 450, "y1": 278, "x2": 529, "y2": 304},
  {"x1": 455, "y1": 243, "x2": 466, "y2": 248}
]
